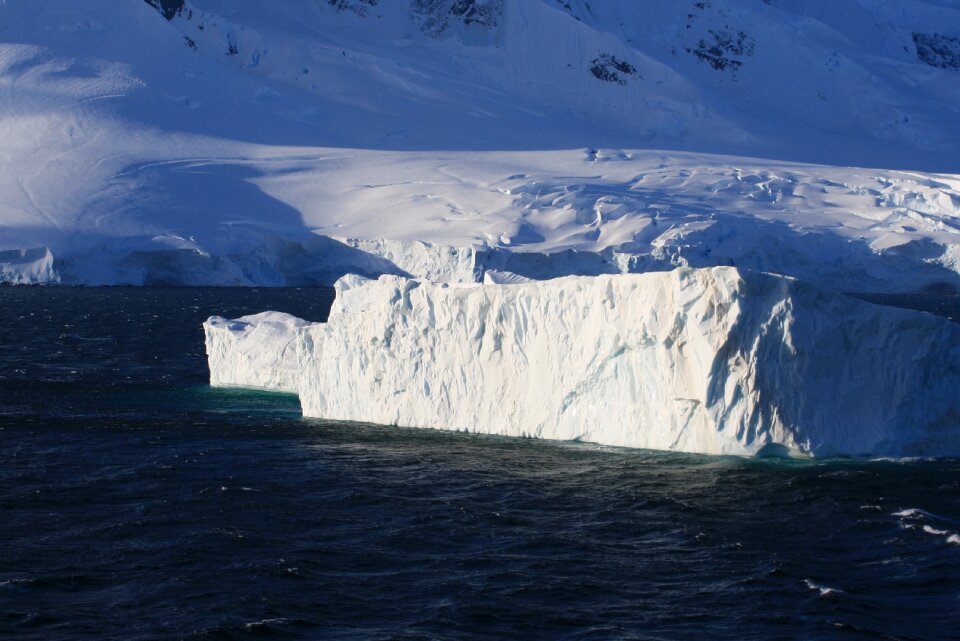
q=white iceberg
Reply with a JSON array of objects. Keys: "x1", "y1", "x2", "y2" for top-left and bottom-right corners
[
  {"x1": 205, "y1": 267, "x2": 960, "y2": 457},
  {"x1": 205, "y1": 311, "x2": 310, "y2": 393}
]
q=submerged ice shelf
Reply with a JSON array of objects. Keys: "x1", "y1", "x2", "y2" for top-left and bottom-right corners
[{"x1": 205, "y1": 267, "x2": 960, "y2": 457}]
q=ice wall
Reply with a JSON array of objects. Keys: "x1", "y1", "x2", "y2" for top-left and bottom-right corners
[
  {"x1": 207, "y1": 268, "x2": 960, "y2": 457},
  {"x1": 205, "y1": 312, "x2": 310, "y2": 393},
  {"x1": 0, "y1": 247, "x2": 58, "y2": 285}
]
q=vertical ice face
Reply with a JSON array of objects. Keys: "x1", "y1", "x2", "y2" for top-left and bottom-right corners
[
  {"x1": 205, "y1": 311, "x2": 311, "y2": 393},
  {"x1": 0, "y1": 247, "x2": 58, "y2": 284},
  {"x1": 209, "y1": 267, "x2": 960, "y2": 457}
]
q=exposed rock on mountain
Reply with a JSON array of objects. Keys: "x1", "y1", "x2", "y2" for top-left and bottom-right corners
[{"x1": 914, "y1": 32, "x2": 960, "y2": 70}]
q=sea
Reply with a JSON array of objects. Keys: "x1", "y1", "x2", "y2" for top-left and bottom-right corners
[{"x1": 1, "y1": 287, "x2": 958, "y2": 640}]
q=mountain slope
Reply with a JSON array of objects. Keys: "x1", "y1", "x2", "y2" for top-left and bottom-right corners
[{"x1": 0, "y1": 0, "x2": 959, "y2": 289}]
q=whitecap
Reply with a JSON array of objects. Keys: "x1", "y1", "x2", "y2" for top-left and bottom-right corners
[
  {"x1": 891, "y1": 507, "x2": 959, "y2": 523},
  {"x1": 244, "y1": 618, "x2": 288, "y2": 630},
  {"x1": 0, "y1": 578, "x2": 32, "y2": 590},
  {"x1": 922, "y1": 525, "x2": 949, "y2": 536},
  {"x1": 892, "y1": 508, "x2": 927, "y2": 518},
  {"x1": 805, "y1": 579, "x2": 842, "y2": 596}
]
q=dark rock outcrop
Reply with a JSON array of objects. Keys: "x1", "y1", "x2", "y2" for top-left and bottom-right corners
[
  {"x1": 589, "y1": 53, "x2": 638, "y2": 85},
  {"x1": 913, "y1": 32, "x2": 960, "y2": 70},
  {"x1": 328, "y1": 0, "x2": 379, "y2": 17},
  {"x1": 143, "y1": 0, "x2": 184, "y2": 21},
  {"x1": 687, "y1": 29, "x2": 755, "y2": 71},
  {"x1": 414, "y1": 0, "x2": 503, "y2": 36}
]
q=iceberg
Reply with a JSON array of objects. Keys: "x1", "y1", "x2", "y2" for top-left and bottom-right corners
[
  {"x1": 205, "y1": 312, "x2": 310, "y2": 393},
  {"x1": 205, "y1": 267, "x2": 960, "y2": 457}
]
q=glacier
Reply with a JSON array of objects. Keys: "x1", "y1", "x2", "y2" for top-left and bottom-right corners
[
  {"x1": 3, "y1": 0, "x2": 960, "y2": 289},
  {"x1": 205, "y1": 268, "x2": 960, "y2": 457}
]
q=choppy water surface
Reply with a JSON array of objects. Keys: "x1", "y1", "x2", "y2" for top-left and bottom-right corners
[{"x1": 1, "y1": 287, "x2": 959, "y2": 640}]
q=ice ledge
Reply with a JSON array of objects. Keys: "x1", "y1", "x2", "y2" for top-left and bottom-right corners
[{"x1": 205, "y1": 267, "x2": 960, "y2": 457}]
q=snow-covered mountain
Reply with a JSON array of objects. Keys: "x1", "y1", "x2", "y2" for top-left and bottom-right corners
[{"x1": 1, "y1": 0, "x2": 959, "y2": 289}]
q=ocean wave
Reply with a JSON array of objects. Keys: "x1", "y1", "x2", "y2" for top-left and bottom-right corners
[{"x1": 804, "y1": 579, "x2": 842, "y2": 596}]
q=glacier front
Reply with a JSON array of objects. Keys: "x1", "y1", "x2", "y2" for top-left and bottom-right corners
[{"x1": 205, "y1": 267, "x2": 960, "y2": 457}]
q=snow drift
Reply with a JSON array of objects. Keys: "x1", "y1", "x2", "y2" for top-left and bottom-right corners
[{"x1": 205, "y1": 268, "x2": 960, "y2": 457}]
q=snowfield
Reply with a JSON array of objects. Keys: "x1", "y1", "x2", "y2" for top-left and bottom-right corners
[
  {"x1": 1, "y1": 0, "x2": 960, "y2": 291},
  {"x1": 206, "y1": 269, "x2": 960, "y2": 457}
]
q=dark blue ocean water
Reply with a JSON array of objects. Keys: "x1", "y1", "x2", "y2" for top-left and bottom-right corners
[{"x1": 1, "y1": 287, "x2": 959, "y2": 641}]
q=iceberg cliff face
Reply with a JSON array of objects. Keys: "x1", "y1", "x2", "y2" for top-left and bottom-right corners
[
  {"x1": 205, "y1": 312, "x2": 309, "y2": 393},
  {"x1": 206, "y1": 268, "x2": 960, "y2": 457}
]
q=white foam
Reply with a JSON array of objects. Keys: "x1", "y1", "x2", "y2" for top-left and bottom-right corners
[
  {"x1": 922, "y1": 525, "x2": 949, "y2": 536},
  {"x1": 805, "y1": 579, "x2": 842, "y2": 596},
  {"x1": 892, "y1": 509, "x2": 928, "y2": 518},
  {"x1": 244, "y1": 618, "x2": 289, "y2": 631}
]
